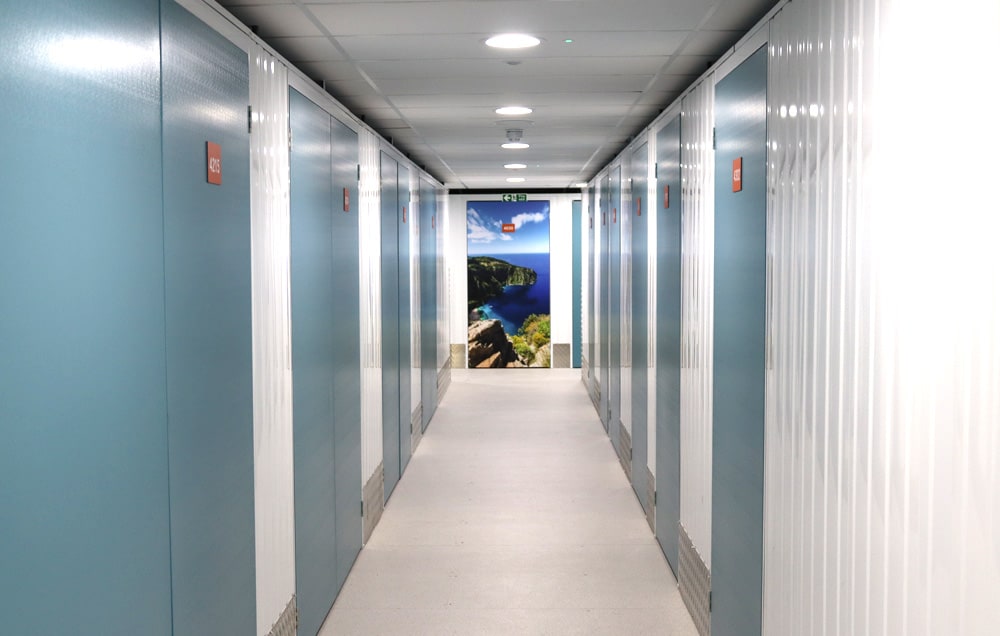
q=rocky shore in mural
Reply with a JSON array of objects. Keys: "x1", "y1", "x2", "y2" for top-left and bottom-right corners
[{"x1": 467, "y1": 319, "x2": 522, "y2": 368}]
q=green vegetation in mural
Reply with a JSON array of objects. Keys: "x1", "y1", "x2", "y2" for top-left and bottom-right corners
[{"x1": 510, "y1": 313, "x2": 551, "y2": 368}]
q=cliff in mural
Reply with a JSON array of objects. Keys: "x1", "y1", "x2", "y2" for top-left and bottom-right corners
[
  {"x1": 467, "y1": 256, "x2": 537, "y2": 312},
  {"x1": 467, "y1": 319, "x2": 522, "y2": 368}
]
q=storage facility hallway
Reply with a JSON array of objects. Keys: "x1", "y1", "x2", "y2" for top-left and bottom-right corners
[{"x1": 321, "y1": 369, "x2": 696, "y2": 635}]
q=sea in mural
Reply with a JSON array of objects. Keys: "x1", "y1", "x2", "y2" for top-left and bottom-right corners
[{"x1": 467, "y1": 200, "x2": 551, "y2": 368}]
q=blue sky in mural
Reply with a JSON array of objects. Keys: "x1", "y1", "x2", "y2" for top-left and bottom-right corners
[{"x1": 467, "y1": 200, "x2": 550, "y2": 255}]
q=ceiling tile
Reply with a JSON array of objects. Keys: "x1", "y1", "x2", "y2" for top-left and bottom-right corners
[
  {"x1": 307, "y1": 1, "x2": 713, "y2": 37},
  {"x1": 683, "y1": 30, "x2": 745, "y2": 55},
  {"x1": 702, "y1": 0, "x2": 780, "y2": 30},
  {"x1": 222, "y1": 4, "x2": 322, "y2": 37},
  {"x1": 266, "y1": 36, "x2": 346, "y2": 62}
]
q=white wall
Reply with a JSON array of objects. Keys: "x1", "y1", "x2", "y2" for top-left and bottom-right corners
[
  {"x1": 763, "y1": 0, "x2": 1000, "y2": 633},
  {"x1": 359, "y1": 128, "x2": 383, "y2": 484},
  {"x1": 679, "y1": 78, "x2": 715, "y2": 567},
  {"x1": 447, "y1": 193, "x2": 577, "y2": 359},
  {"x1": 409, "y1": 172, "x2": 421, "y2": 413},
  {"x1": 437, "y1": 191, "x2": 450, "y2": 371},
  {"x1": 248, "y1": 45, "x2": 295, "y2": 636},
  {"x1": 619, "y1": 160, "x2": 633, "y2": 436}
]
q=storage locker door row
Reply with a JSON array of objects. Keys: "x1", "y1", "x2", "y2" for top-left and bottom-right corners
[{"x1": 591, "y1": 45, "x2": 769, "y2": 636}]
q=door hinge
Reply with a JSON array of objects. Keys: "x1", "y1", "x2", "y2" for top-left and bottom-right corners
[
  {"x1": 288, "y1": 125, "x2": 293, "y2": 150},
  {"x1": 708, "y1": 591, "x2": 713, "y2": 611},
  {"x1": 361, "y1": 500, "x2": 365, "y2": 517},
  {"x1": 654, "y1": 490, "x2": 657, "y2": 505},
  {"x1": 248, "y1": 105, "x2": 253, "y2": 134},
  {"x1": 712, "y1": 127, "x2": 716, "y2": 150},
  {"x1": 654, "y1": 163, "x2": 658, "y2": 179},
  {"x1": 358, "y1": 164, "x2": 361, "y2": 181}
]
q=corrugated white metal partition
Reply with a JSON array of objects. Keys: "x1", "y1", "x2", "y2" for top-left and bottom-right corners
[
  {"x1": 620, "y1": 162, "x2": 634, "y2": 460},
  {"x1": 436, "y1": 190, "x2": 450, "y2": 388},
  {"x1": 410, "y1": 170, "x2": 421, "y2": 433},
  {"x1": 248, "y1": 46, "x2": 295, "y2": 635},
  {"x1": 764, "y1": 0, "x2": 1000, "y2": 633},
  {"x1": 680, "y1": 78, "x2": 716, "y2": 569},
  {"x1": 630, "y1": 141, "x2": 650, "y2": 506},
  {"x1": 597, "y1": 174, "x2": 609, "y2": 427},
  {"x1": 359, "y1": 129, "x2": 384, "y2": 486}
]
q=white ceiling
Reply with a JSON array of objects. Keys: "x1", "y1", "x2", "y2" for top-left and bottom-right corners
[{"x1": 217, "y1": 0, "x2": 778, "y2": 189}]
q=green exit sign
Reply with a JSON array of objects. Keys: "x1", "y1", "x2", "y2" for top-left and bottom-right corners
[{"x1": 501, "y1": 193, "x2": 528, "y2": 202}]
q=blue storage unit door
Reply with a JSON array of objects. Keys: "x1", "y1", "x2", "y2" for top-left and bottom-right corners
[
  {"x1": 572, "y1": 200, "x2": 583, "y2": 368},
  {"x1": 397, "y1": 164, "x2": 413, "y2": 474},
  {"x1": 655, "y1": 114, "x2": 683, "y2": 576},
  {"x1": 289, "y1": 90, "x2": 363, "y2": 635},
  {"x1": 608, "y1": 166, "x2": 623, "y2": 450},
  {"x1": 0, "y1": 2, "x2": 172, "y2": 633},
  {"x1": 630, "y1": 144, "x2": 649, "y2": 505},
  {"x1": 599, "y1": 173, "x2": 611, "y2": 432},
  {"x1": 331, "y1": 115, "x2": 363, "y2": 593},
  {"x1": 420, "y1": 178, "x2": 439, "y2": 429},
  {"x1": 711, "y1": 45, "x2": 768, "y2": 636},
  {"x1": 381, "y1": 153, "x2": 402, "y2": 498},
  {"x1": 160, "y1": 2, "x2": 256, "y2": 634}
]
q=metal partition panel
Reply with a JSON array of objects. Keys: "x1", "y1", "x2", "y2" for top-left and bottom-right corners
[
  {"x1": 330, "y1": 116, "x2": 363, "y2": 593},
  {"x1": 586, "y1": 188, "x2": 599, "y2": 382},
  {"x1": 599, "y1": 174, "x2": 611, "y2": 431},
  {"x1": 0, "y1": 1, "x2": 172, "y2": 632},
  {"x1": 655, "y1": 115, "x2": 683, "y2": 575},
  {"x1": 630, "y1": 144, "x2": 650, "y2": 503},
  {"x1": 711, "y1": 45, "x2": 768, "y2": 636},
  {"x1": 420, "y1": 178, "x2": 439, "y2": 429},
  {"x1": 289, "y1": 89, "x2": 338, "y2": 636},
  {"x1": 380, "y1": 153, "x2": 401, "y2": 498},
  {"x1": 397, "y1": 164, "x2": 412, "y2": 474},
  {"x1": 609, "y1": 166, "x2": 623, "y2": 450},
  {"x1": 161, "y1": 3, "x2": 256, "y2": 633},
  {"x1": 572, "y1": 200, "x2": 583, "y2": 368}
]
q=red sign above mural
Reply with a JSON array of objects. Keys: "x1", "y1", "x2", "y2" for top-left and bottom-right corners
[{"x1": 502, "y1": 223, "x2": 516, "y2": 233}]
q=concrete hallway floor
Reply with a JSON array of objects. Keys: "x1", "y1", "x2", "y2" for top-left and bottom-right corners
[{"x1": 320, "y1": 368, "x2": 698, "y2": 635}]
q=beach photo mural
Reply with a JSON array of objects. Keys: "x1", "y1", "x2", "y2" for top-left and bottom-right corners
[{"x1": 467, "y1": 200, "x2": 551, "y2": 368}]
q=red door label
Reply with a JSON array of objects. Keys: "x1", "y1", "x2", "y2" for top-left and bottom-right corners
[
  {"x1": 502, "y1": 223, "x2": 516, "y2": 233},
  {"x1": 206, "y1": 142, "x2": 222, "y2": 185},
  {"x1": 402, "y1": 206, "x2": 407, "y2": 223},
  {"x1": 664, "y1": 185, "x2": 670, "y2": 209},
  {"x1": 636, "y1": 197, "x2": 642, "y2": 217},
  {"x1": 343, "y1": 188, "x2": 350, "y2": 212},
  {"x1": 732, "y1": 157, "x2": 743, "y2": 192}
]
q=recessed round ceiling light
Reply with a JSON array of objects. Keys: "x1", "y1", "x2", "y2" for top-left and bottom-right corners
[
  {"x1": 501, "y1": 142, "x2": 530, "y2": 149},
  {"x1": 485, "y1": 33, "x2": 541, "y2": 49},
  {"x1": 504, "y1": 163, "x2": 527, "y2": 169},
  {"x1": 507, "y1": 177, "x2": 526, "y2": 183},
  {"x1": 495, "y1": 106, "x2": 533, "y2": 116}
]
